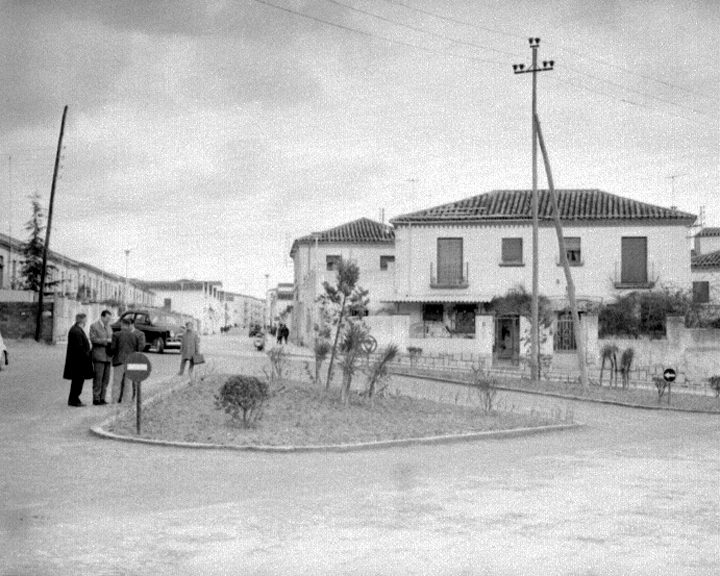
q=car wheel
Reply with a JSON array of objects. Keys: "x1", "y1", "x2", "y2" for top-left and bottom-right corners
[{"x1": 154, "y1": 337, "x2": 165, "y2": 354}]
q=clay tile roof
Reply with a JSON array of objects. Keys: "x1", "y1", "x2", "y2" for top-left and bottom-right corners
[
  {"x1": 290, "y1": 217, "x2": 394, "y2": 256},
  {"x1": 692, "y1": 250, "x2": 720, "y2": 269},
  {"x1": 696, "y1": 227, "x2": 720, "y2": 238},
  {"x1": 390, "y1": 189, "x2": 696, "y2": 224}
]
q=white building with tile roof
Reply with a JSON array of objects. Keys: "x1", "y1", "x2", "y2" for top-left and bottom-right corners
[
  {"x1": 386, "y1": 189, "x2": 696, "y2": 364},
  {"x1": 290, "y1": 217, "x2": 396, "y2": 345}
]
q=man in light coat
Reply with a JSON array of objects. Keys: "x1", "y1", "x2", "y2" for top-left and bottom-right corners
[
  {"x1": 89, "y1": 310, "x2": 113, "y2": 405},
  {"x1": 179, "y1": 321, "x2": 200, "y2": 379}
]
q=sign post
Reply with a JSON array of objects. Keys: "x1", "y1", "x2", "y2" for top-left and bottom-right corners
[
  {"x1": 663, "y1": 368, "x2": 676, "y2": 406},
  {"x1": 125, "y1": 352, "x2": 152, "y2": 434}
]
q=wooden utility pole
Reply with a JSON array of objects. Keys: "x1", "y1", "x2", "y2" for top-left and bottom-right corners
[
  {"x1": 513, "y1": 39, "x2": 554, "y2": 381},
  {"x1": 35, "y1": 105, "x2": 68, "y2": 342},
  {"x1": 535, "y1": 114, "x2": 588, "y2": 390}
]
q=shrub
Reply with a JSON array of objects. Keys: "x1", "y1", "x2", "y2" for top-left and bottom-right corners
[
  {"x1": 313, "y1": 339, "x2": 332, "y2": 386},
  {"x1": 709, "y1": 376, "x2": 720, "y2": 398},
  {"x1": 407, "y1": 346, "x2": 422, "y2": 368},
  {"x1": 652, "y1": 375, "x2": 669, "y2": 404},
  {"x1": 214, "y1": 375, "x2": 269, "y2": 427},
  {"x1": 266, "y1": 346, "x2": 287, "y2": 385},
  {"x1": 471, "y1": 364, "x2": 498, "y2": 413}
]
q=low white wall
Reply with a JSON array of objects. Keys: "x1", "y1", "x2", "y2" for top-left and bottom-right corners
[{"x1": 0, "y1": 289, "x2": 35, "y2": 302}]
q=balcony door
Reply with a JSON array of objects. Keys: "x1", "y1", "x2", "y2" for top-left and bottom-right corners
[
  {"x1": 437, "y1": 238, "x2": 463, "y2": 285},
  {"x1": 621, "y1": 237, "x2": 647, "y2": 284}
]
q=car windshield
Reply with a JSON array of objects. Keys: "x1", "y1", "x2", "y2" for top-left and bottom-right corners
[{"x1": 150, "y1": 314, "x2": 179, "y2": 326}]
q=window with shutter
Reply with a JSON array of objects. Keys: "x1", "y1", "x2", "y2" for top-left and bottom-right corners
[
  {"x1": 501, "y1": 238, "x2": 523, "y2": 264},
  {"x1": 564, "y1": 237, "x2": 582, "y2": 265},
  {"x1": 621, "y1": 237, "x2": 647, "y2": 284},
  {"x1": 437, "y1": 238, "x2": 463, "y2": 285},
  {"x1": 693, "y1": 281, "x2": 710, "y2": 304}
]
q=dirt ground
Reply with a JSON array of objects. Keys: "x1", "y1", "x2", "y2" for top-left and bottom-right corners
[{"x1": 105, "y1": 374, "x2": 557, "y2": 446}]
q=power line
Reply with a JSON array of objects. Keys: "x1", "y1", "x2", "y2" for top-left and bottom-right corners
[
  {"x1": 245, "y1": 0, "x2": 505, "y2": 66},
  {"x1": 548, "y1": 75, "x2": 715, "y2": 128},
  {"x1": 380, "y1": 0, "x2": 525, "y2": 41},
  {"x1": 379, "y1": 0, "x2": 716, "y2": 103},
  {"x1": 557, "y1": 63, "x2": 717, "y2": 120},
  {"x1": 320, "y1": 0, "x2": 519, "y2": 58}
]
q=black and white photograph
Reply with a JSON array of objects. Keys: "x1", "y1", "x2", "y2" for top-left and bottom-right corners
[{"x1": 1, "y1": 1, "x2": 719, "y2": 574}]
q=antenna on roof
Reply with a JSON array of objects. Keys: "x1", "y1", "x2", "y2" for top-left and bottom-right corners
[{"x1": 380, "y1": 208, "x2": 385, "y2": 223}]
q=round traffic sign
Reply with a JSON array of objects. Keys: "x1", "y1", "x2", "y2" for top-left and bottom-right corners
[
  {"x1": 125, "y1": 352, "x2": 152, "y2": 382},
  {"x1": 663, "y1": 368, "x2": 676, "y2": 383}
]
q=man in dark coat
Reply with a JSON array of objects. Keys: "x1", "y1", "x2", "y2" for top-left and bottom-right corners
[
  {"x1": 110, "y1": 318, "x2": 143, "y2": 404},
  {"x1": 63, "y1": 313, "x2": 94, "y2": 407}
]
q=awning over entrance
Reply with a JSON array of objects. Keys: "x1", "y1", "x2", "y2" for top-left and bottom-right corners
[{"x1": 381, "y1": 294, "x2": 494, "y2": 304}]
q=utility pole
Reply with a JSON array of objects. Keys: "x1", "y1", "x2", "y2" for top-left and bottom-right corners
[
  {"x1": 35, "y1": 105, "x2": 68, "y2": 342},
  {"x1": 7, "y1": 155, "x2": 13, "y2": 289},
  {"x1": 513, "y1": 38, "x2": 554, "y2": 381},
  {"x1": 124, "y1": 249, "x2": 130, "y2": 310},
  {"x1": 535, "y1": 114, "x2": 588, "y2": 391}
]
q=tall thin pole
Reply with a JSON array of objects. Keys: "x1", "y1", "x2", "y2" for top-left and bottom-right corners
[
  {"x1": 35, "y1": 105, "x2": 68, "y2": 342},
  {"x1": 535, "y1": 114, "x2": 588, "y2": 390},
  {"x1": 124, "y1": 249, "x2": 130, "y2": 309},
  {"x1": 7, "y1": 155, "x2": 13, "y2": 289},
  {"x1": 514, "y1": 39, "x2": 553, "y2": 381}
]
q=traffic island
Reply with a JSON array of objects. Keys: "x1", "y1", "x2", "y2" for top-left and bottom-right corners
[{"x1": 90, "y1": 374, "x2": 581, "y2": 452}]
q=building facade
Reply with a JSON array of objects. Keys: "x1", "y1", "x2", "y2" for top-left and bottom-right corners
[
  {"x1": 380, "y1": 189, "x2": 695, "y2": 364},
  {"x1": 290, "y1": 218, "x2": 396, "y2": 345},
  {"x1": 0, "y1": 232, "x2": 155, "y2": 307}
]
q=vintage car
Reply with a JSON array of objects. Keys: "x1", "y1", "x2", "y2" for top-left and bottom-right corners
[{"x1": 111, "y1": 309, "x2": 183, "y2": 353}]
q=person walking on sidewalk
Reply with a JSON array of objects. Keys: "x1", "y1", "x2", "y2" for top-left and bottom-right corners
[
  {"x1": 63, "y1": 313, "x2": 94, "y2": 407},
  {"x1": 178, "y1": 321, "x2": 200, "y2": 379},
  {"x1": 110, "y1": 318, "x2": 143, "y2": 404},
  {"x1": 89, "y1": 310, "x2": 113, "y2": 405}
]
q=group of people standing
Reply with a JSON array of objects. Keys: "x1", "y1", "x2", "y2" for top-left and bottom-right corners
[{"x1": 63, "y1": 311, "x2": 200, "y2": 407}]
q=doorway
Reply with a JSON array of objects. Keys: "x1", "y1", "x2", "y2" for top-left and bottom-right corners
[{"x1": 494, "y1": 315, "x2": 520, "y2": 365}]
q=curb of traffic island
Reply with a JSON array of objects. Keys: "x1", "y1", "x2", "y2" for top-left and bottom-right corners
[
  {"x1": 391, "y1": 371, "x2": 720, "y2": 415},
  {"x1": 89, "y1": 375, "x2": 195, "y2": 440},
  {"x1": 90, "y1": 420, "x2": 583, "y2": 453}
]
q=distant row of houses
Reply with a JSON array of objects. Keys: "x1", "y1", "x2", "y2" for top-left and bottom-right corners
[
  {"x1": 289, "y1": 188, "x2": 718, "y2": 365},
  {"x1": 0, "y1": 232, "x2": 264, "y2": 334}
]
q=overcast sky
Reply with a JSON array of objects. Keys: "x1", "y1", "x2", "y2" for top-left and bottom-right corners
[{"x1": 1, "y1": 0, "x2": 718, "y2": 298}]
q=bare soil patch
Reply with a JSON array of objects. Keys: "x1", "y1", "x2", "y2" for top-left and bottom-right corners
[{"x1": 104, "y1": 375, "x2": 558, "y2": 446}]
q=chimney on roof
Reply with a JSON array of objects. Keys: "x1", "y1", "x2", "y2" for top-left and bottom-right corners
[{"x1": 670, "y1": 205, "x2": 677, "y2": 210}]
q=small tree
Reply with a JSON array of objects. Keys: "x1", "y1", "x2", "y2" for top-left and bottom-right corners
[
  {"x1": 19, "y1": 192, "x2": 58, "y2": 292},
  {"x1": 313, "y1": 339, "x2": 332, "y2": 386},
  {"x1": 317, "y1": 258, "x2": 369, "y2": 389},
  {"x1": 599, "y1": 343, "x2": 618, "y2": 387},
  {"x1": 619, "y1": 348, "x2": 634, "y2": 389},
  {"x1": 338, "y1": 322, "x2": 367, "y2": 404},
  {"x1": 365, "y1": 344, "x2": 399, "y2": 401},
  {"x1": 266, "y1": 346, "x2": 287, "y2": 386}
]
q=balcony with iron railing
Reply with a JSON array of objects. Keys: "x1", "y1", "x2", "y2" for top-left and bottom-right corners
[
  {"x1": 612, "y1": 261, "x2": 657, "y2": 290},
  {"x1": 430, "y1": 262, "x2": 469, "y2": 289}
]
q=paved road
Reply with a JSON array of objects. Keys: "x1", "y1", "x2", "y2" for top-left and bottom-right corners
[{"x1": 1, "y1": 334, "x2": 718, "y2": 576}]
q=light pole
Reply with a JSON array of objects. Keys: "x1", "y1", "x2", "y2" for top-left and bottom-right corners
[
  {"x1": 264, "y1": 273, "x2": 270, "y2": 327},
  {"x1": 124, "y1": 249, "x2": 130, "y2": 310}
]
